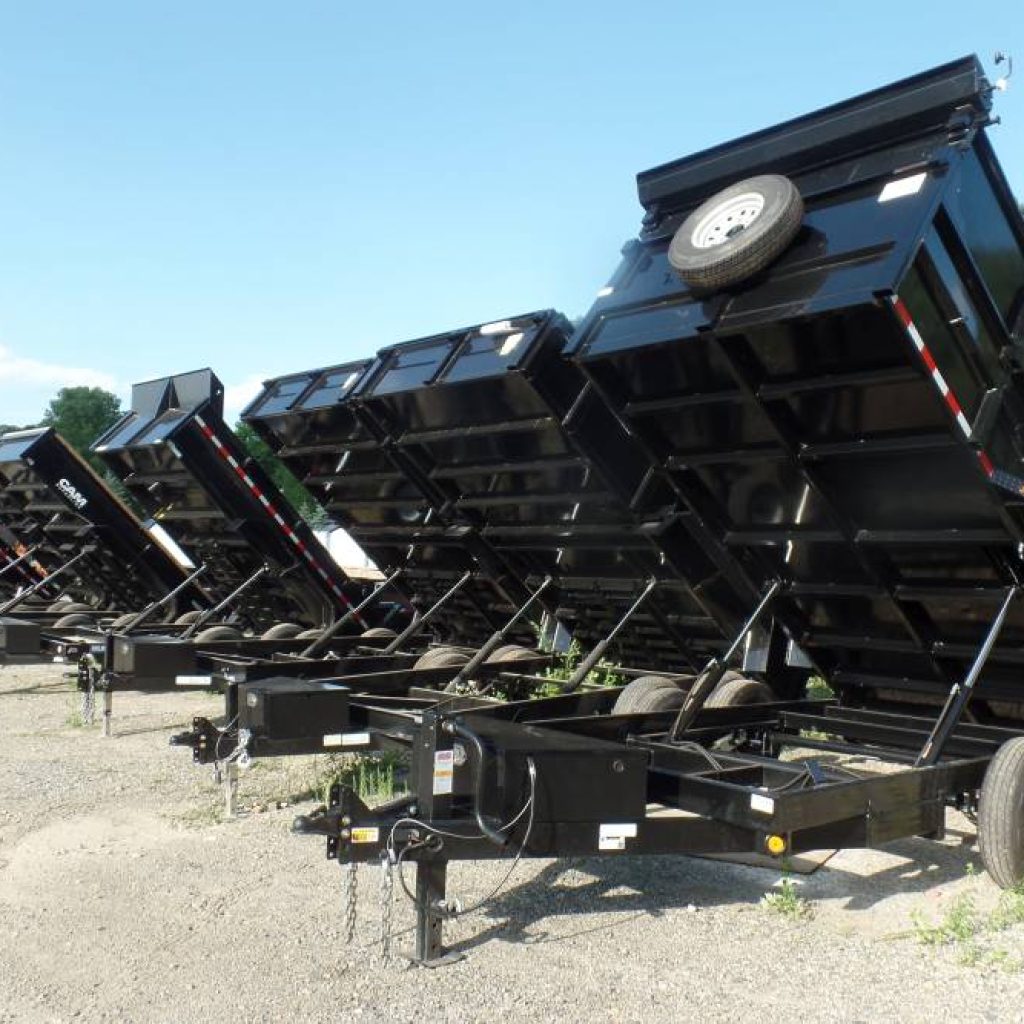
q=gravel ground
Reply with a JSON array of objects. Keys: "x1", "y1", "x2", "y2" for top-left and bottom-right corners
[{"x1": 2, "y1": 663, "x2": 1024, "y2": 1023}]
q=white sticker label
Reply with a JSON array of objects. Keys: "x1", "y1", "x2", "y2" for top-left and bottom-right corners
[
  {"x1": 175, "y1": 674, "x2": 213, "y2": 687},
  {"x1": 878, "y1": 172, "x2": 927, "y2": 203},
  {"x1": 52, "y1": 655, "x2": 65, "y2": 664},
  {"x1": 432, "y1": 749, "x2": 454, "y2": 795},
  {"x1": 750, "y1": 792, "x2": 775, "y2": 815},
  {"x1": 598, "y1": 822, "x2": 638, "y2": 851},
  {"x1": 323, "y1": 732, "x2": 371, "y2": 749}
]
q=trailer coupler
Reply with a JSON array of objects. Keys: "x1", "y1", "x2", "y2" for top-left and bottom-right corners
[{"x1": 169, "y1": 716, "x2": 224, "y2": 764}]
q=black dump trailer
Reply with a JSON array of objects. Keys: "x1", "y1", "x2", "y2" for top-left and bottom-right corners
[
  {"x1": 213, "y1": 309, "x2": 782, "y2": 770},
  {"x1": 89, "y1": 369, "x2": 388, "y2": 692},
  {"x1": 293, "y1": 56, "x2": 1024, "y2": 964},
  {"x1": 0, "y1": 427, "x2": 210, "y2": 663},
  {"x1": 245, "y1": 310, "x2": 760, "y2": 671}
]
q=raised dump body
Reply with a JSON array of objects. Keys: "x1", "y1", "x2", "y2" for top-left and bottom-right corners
[
  {"x1": 244, "y1": 311, "x2": 760, "y2": 669},
  {"x1": 243, "y1": 358, "x2": 530, "y2": 649},
  {"x1": 567, "y1": 54, "x2": 1024, "y2": 720},
  {"x1": 93, "y1": 369, "x2": 368, "y2": 632},
  {"x1": 0, "y1": 427, "x2": 204, "y2": 616}
]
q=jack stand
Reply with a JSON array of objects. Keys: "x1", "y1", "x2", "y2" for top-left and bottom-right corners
[
  {"x1": 411, "y1": 860, "x2": 464, "y2": 968},
  {"x1": 101, "y1": 690, "x2": 113, "y2": 737}
]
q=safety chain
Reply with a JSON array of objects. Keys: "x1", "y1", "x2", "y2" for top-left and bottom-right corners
[
  {"x1": 341, "y1": 860, "x2": 358, "y2": 944},
  {"x1": 78, "y1": 655, "x2": 97, "y2": 725},
  {"x1": 379, "y1": 851, "x2": 395, "y2": 964}
]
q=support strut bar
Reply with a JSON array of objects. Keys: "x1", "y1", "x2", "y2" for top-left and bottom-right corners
[
  {"x1": 444, "y1": 576, "x2": 553, "y2": 691},
  {"x1": 179, "y1": 564, "x2": 270, "y2": 639},
  {"x1": 0, "y1": 544, "x2": 40, "y2": 580},
  {"x1": 382, "y1": 571, "x2": 472, "y2": 654},
  {"x1": 561, "y1": 578, "x2": 659, "y2": 693},
  {"x1": 669, "y1": 580, "x2": 782, "y2": 740},
  {"x1": 114, "y1": 563, "x2": 210, "y2": 635},
  {"x1": 300, "y1": 568, "x2": 405, "y2": 659},
  {"x1": 0, "y1": 549, "x2": 91, "y2": 615},
  {"x1": 916, "y1": 585, "x2": 1019, "y2": 766}
]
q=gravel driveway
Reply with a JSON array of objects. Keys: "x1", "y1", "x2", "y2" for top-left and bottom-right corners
[{"x1": 1, "y1": 663, "x2": 1023, "y2": 1023}]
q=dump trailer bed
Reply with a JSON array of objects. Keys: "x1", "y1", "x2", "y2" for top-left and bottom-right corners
[
  {"x1": 93, "y1": 369, "x2": 372, "y2": 633},
  {"x1": 244, "y1": 311, "x2": 759, "y2": 670},
  {"x1": 0, "y1": 425, "x2": 208, "y2": 618},
  {"x1": 568, "y1": 54, "x2": 1024, "y2": 723},
  {"x1": 295, "y1": 57, "x2": 1024, "y2": 964},
  {"x1": 244, "y1": 357, "x2": 550, "y2": 651}
]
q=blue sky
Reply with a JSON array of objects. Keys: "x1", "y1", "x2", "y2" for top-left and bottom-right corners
[{"x1": 0, "y1": 2, "x2": 1021, "y2": 425}]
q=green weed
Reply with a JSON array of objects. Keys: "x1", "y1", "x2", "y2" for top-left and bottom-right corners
[{"x1": 761, "y1": 875, "x2": 812, "y2": 920}]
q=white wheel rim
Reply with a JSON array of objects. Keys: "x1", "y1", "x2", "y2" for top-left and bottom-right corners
[{"x1": 691, "y1": 192, "x2": 765, "y2": 249}]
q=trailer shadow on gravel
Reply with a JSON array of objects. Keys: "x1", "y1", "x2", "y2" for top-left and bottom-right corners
[{"x1": 443, "y1": 832, "x2": 980, "y2": 955}]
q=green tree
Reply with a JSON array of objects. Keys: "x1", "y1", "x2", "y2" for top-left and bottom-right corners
[
  {"x1": 234, "y1": 421, "x2": 328, "y2": 526},
  {"x1": 41, "y1": 387, "x2": 123, "y2": 469}
]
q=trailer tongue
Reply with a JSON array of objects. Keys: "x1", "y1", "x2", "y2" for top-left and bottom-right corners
[{"x1": 292, "y1": 55, "x2": 1024, "y2": 964}]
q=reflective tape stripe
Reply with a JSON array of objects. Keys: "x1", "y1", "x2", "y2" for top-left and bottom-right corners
[{"x1": 890, "y1": 297, "x2": 997, "y2": 480}]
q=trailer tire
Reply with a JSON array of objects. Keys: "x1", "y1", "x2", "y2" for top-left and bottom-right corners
[
  {"x1": 261, "y1": 622, "x2": 303, "y2": 640},
  {"x1": 668, "y1": 174, "x2": 804, "y2": 291},
  {"x1": 486, "y1": 644, "x2": 537, "y2": 664},
  {"x1": 360, "y1": 627, "x2": 398, "y2": 639},
  {"x1": 613, "y1": 675, "x2": 685, "y2": 714},
  {"x1": 978, "y1": 737, "x2": 1024, "y2": 889},
  {"x1": 110, "y1": 613, "x2": 138, "y2": 631},
  {"x1": 707, "y1": 677, "x2": 777, "y2": 707},
  {"x1": 193, "y1": 625, "x2": 243, "y2": 643},
  {"x1": 175, "y1": 610, "x2": 205, "y2": 625},
  {"x1": 414, "y1": 647, "x2": 470, "y2": 670},
  {"x1": 50, "y1": 601, "x2": 92, "y2": 613},
  {"x1": 296, "y1": 628, "x2": 323, "y2": 640},
  {"x1": 53, "y1": 613, "x2": 92, "y2": 629}
]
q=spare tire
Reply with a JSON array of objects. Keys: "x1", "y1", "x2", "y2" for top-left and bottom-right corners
[
  {"x1": 261, "y1": 622, "x2": 303, "y2": 640},
  {"x1": 193, "y1": 625, "x2": 243, "y2": 643},
  {"x1": 613, "y1": 675, "x2": 685, "y2": 715},
  {"x1": 668, "y1": 174, "x2": 803, "y2": 292},
  {"x1": 54, "y1": 613, "x2": 92, "y2": 629}
]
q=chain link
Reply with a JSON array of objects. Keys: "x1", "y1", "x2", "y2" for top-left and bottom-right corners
[
  {"x1": 379, "y1": 852, "x2": 394, "y2": 964},
  {"x1": 77, "y1": 654, "x2": 98, "y2": 726},
  {"x1": 341, "y1": 860, "x2": 358, "y2": 944}
]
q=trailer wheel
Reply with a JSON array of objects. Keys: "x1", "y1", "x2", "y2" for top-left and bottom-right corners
[
  {"x1": 414, "y1": 647, "x2": 470, "y2": 670},
  {"x1": 110, "y1": 613, "x2": 138, "y2": 631},
  {"x1": 296, "y1": 628, "x2": 323, "y2": 640},
  {"x1": 50, "y1": 601, "x2": 92, "y2": 613},
  {"x1": 668, "y1": 174, "x2": 804, "y2": 291},
  {"x1": 613, "y1": 675, "x2": 685, "y2": 714},
  {"x1": 193, "y1": 625, "x2": 243, "y2": 643},
  {"x1": 978, "y1": 737, "x2": 1024, "y2": 889},
  {"x1": 486, "y1": 644, "x2": 537, "y2": 664},
  {"x1": 261, "y1": 622, "x2": 303, "y2": 640},
  {"x1": 53, "y1": 613, "x2": 92, "y2": 629},
  {"x1": 175, "y1": 610, "x2": 205, "y2": 625},
  {"x1": 707, "y1": 677, "x2": 777, "y2": 707},
  {"x1": 360, "y1": 627, "x2": 398, "y2": 639}
]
